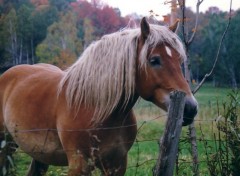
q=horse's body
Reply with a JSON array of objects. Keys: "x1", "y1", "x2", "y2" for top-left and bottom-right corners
[
  {"x1": 0, "y1": 63, "x2": 137, "y2": 175},
  {"x1": 0, "y1": 18, "x2": 198, "y2": 175}
]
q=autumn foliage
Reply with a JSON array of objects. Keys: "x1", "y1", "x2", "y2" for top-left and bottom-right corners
[
  {"x1": 71, "y1": 0, "x2": 127, "y2": 36},
  {"x1": 0, "y1": 0, "x2": 128, "y2": 69},
  {"x1": 30, "y1": 0, "x2": 49, "y2": 6}
]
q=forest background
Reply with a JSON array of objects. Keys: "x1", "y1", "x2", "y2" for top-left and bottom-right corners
[{"x1": 0, "y1": 0, "x2": 239, "y2": 88}]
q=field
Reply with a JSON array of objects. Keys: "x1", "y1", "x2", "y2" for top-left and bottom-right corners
[
  {"x1": 127, "y1": 84, "x2": 233, "y2": 175},
  {"x1": 11, "y1": 84, "x2": 234, "y2": 175}
]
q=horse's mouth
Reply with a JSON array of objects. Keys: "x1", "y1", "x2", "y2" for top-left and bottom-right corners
[
  {"x1": 152, "y1": 94, "x2": 198, "y2": 126},
  {"x1": 182, "y1": 116, "x2": 195, "y2": 126},
  {"x1": 182, "y1": 99, "x2": 198, "y2": 126}
]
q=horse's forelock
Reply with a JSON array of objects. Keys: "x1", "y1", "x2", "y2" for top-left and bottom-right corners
[{"x1": 139, "y1": 25, "x2": 186, "y2": 66}]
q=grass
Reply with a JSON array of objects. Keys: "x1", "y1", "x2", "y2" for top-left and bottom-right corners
[
  {"x1": 194, "y1": 84, "x2": 230, "y2": 105},
  {"x1": 194, "y1": 84, "x2": 231, "y2": 122},
  {"x1": 10, "y1": 84, "x2": 234, "y2": 175}
]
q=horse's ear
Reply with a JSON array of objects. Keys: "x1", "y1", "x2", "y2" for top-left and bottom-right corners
[
  {"x1": 140, "y1": 17, "x2": 150, "y2": 41},
  {"x1": 169, "y1": 20, "x2": 179, "y2": 33}
]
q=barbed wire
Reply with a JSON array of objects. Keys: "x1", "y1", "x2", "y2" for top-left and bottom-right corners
[
  {"x1": 1, "y1": 115, "x2": 239, "y2": 134},
  {"x1": 0, "y1": 114, "x2": 168, "y2": 134}
]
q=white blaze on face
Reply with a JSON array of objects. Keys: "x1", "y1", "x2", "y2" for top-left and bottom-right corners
[{"x1": 165, "y1": 46, "x2": 172, "y2": 57}]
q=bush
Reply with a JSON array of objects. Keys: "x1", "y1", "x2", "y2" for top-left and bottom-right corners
[{"x1": 202, "y1": 90, "x2": 240, "y2": 176}]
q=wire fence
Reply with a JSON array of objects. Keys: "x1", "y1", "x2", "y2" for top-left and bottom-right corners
[{"x1": 1, "y1": 106, "x2": 239, "y2": 175}]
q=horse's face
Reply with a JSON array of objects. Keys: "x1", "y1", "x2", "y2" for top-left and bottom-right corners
[{"x1": 136, "y1": 18, "x2": 198, "y2": 126}]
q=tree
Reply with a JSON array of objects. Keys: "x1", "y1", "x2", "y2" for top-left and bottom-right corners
[
  {"x1": 94, "y1": 5, "x2": 121, "y2": 35},
  {"x1": 17, "y1": 3, "x2": 35, "y2": 64},
  {"x1": 195, "y1": 9, "x2": 239, "y2": 88},
  {"x1": 177, "y1": 1, "x2": 204, "y2": 175},
  {"x1": 222, "y1": 10, "x2": 240, "y2": 88},
  {"x1": 71, "y1": 0, "x2": 128, "y2": 38},
  {"x1": 36, "y1": 11, "x2": 82, "y2": 68},
  {"x1": 49, "y1": 0, "x2": 76, "y2": 11},
  {"x1": 30, "y1": 0, "x2": 49, "y2": 7},
  {"x1": 0, "y1": 11, "x2": 7, "y2": 65},
  {"x1": 83, "y1": 17, "x2": 95, "y2": 48},
  {"x1": 0, "y1": 0, "x2": 59, "y2": 66},
  {"x1": 31, "y1": 4, "x2": 58, "y2": 63},
  {"x1": 3, "y1": 8, "x2": 18, "y2": 65}
]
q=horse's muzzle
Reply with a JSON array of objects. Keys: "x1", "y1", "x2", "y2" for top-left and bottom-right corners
[{"x1": 182, "y1": 96, "x2": 198, "y2": 126}]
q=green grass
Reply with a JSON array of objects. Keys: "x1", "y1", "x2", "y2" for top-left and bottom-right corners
[
  {"x1": 194, "y1": 84, "x2": 233, "y2": 122},
  {"x1": 126, "y1": 120, "x2": 165, "y2": 176},
  {"x1": 11, "y1": 84, "x2": 234, "y2": 175},
  {"x1": 194, "y1": 84, "x2": 230, "y2": 105}
]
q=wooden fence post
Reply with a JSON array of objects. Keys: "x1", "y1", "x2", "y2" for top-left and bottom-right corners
[{"x1": 153, "y1": 91, "x2": 186, "y2": 176}]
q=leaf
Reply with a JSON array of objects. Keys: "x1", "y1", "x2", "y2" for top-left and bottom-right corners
[
  {"x1": 2, "y1": 166, "x2": 7, "y2": 176},
  {"x1": 7, "y1": 155, "x2": 14, "y2": 167},
  {"x1": 1, "y1": 140, "x2": 6, "y2": 149},
  {"x1": 192, "y1": 27, "x2": 197, "y2": 32},
  {"x1": 215, "y1": 115, "x2": 223, "y2": 123}
]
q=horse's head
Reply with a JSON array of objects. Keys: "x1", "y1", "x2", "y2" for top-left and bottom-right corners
[{"x1": 136, "y1": 18, "x2": 198, "y2": 126}]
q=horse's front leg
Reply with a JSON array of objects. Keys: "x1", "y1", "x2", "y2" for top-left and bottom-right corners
[
  {"x1": 58, "y1": 133, "x2": 92, "y2": 175},
  {"x1": 66, "y1": 150, "x2": 91, "y2": 176},
  {"x1": 98, "y1": 155, "x2": 127, "y2": 176}
]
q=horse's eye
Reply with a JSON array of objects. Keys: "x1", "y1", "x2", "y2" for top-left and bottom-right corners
[{"x1": 149, "y1": 56, "x2": 161, "y2": 67}]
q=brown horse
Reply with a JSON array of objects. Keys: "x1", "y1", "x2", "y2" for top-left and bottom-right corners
[{"x1": 0, "y1": 18, "x2": 198, "y2": 176}]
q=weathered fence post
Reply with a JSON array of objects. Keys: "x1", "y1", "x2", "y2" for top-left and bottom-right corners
[{"x1": 153, "y1": 91, "x2": 186, "y2": 176}]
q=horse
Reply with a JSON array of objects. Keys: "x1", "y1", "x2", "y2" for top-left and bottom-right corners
[{"x1": 0, "y1": 17, "x2": 198, "y2": 176}]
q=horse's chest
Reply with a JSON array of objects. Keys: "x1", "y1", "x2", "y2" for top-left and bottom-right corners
[{"x1": 88, "y1": 129, "x2": 133, "y2": 162}]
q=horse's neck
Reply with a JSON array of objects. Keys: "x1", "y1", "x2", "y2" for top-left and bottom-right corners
[
  {"x1": 117, "y1": 91, "x2": 139, "y2": 110},
  {"x1": 104, "y1": 93, "x2": 139, "y2": 123}
]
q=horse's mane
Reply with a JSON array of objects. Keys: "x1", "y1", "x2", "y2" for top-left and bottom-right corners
[{"x1": 58, "y1": 24, "x2": 186, "y2": 125}]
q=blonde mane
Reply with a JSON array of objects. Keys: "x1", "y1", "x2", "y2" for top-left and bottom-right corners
[{"x1": 59, "y1": 24, "x2": 186, "y2": 124}]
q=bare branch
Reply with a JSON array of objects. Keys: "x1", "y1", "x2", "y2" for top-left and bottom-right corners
[
  {"x1": 177, "y1": 1, "x2": 204, "y2": 176},
  {"x1": 193, "y1": 0, "x2": 233, "y2": 94},
  {"x1": 178, "y1": 0, "x2": 187, "y2": 45},
  {"x1": 188, "y1": 0, "x2": 204, "y2": 44},
  {"x1": 178, "y1": 0, "x2": 204, "y2": 46}
]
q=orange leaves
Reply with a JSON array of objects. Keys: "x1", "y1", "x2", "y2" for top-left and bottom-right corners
[
  {"x1": 53, "y1": 50, "x2": 76, "y2": 69},
  {"x1": 192, "y1": 27, "x2": 197, "y2": 32},
  {"x1": 30, "y1": 0, "x2": 49, "y2": 6}
]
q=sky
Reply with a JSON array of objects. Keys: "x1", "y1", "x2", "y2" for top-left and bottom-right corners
[{"x1": 101, "y1": 0, "x2": 240, "y2": 19}]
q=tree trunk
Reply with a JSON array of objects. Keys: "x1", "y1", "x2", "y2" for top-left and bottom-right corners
[
  {"x1": 31, "y1": 38, "x2": 34, "y2": 64},
  {"x1": 19, "y1": 38, "x2": 23, "y2": 64},
  {"x1": 229, "y1": 65, "x2": 237, "y2": 89},
  {"x1": 8, "y1": 19, "x2": 18, "y2": 65}
]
